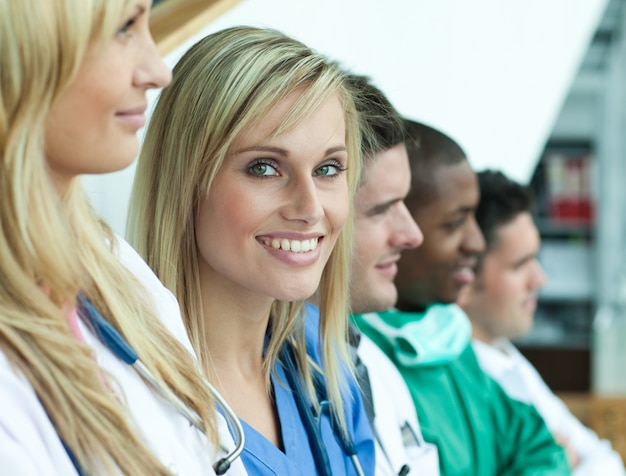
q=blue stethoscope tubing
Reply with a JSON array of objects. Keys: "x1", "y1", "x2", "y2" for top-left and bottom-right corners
[
  {"x1": 75, "y1": 296, "x2": 245, "y2": 475},
  {"x1": 280, "y1": 342, "x2": 365, "y2": 476}
]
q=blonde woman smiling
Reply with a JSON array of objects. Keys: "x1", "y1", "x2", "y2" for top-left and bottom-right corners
[{"x1": 128, "y1": 27, "x2": 375, "y2": 475}]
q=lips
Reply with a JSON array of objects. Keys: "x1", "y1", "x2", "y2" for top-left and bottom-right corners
[
  {"x1": 376, "y1": 255, "x2": 401, "y2": 278},
  {"x1": 450, "y1": 257, "x2": 478, "y2": 285},
  {"x1": 115, "y1": 104, "x2": 147, "y2": 129},
  {"x1": 522, "y1": 296, "x2": 538, "y2": 312},
  {"x1": 451, "y1": 266, "x2": 476, "y2": 285}
]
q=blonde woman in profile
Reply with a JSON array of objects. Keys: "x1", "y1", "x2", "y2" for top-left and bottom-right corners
[
  {"x1": 0, "y1": 1, "x2": 247, "y2": 474},
  {"x1": 127, "y1": 26, "x2": 375, "y2": 476}
]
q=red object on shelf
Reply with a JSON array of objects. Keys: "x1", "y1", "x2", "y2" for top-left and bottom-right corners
[
  {"x1": 545, "y1": 153, "x2": 594, "y2": 227},
  {"x1": 548, "y1": 197, "x2": 594, "y2": 225}
]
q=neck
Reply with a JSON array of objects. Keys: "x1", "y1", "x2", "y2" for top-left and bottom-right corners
[
  {"x1": 197, "y1": 266, "x2": 274, "y2": 377},
  {"x1": 49, "y1": 168, "x2": 74, "y2": 197},
  {"x1": 395, "y1": 298, "x2": 427, "y2": 313},
  {"x1": 471, "y1": 326, "x2": 497, "y2": 345},
  {"x1": 196, "y1": 268, "x2": 283, "y2": 447}
]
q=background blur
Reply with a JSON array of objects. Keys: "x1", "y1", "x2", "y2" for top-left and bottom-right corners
[{"x1": 86, "y1": 0, "x2": 626, "y2": 458}]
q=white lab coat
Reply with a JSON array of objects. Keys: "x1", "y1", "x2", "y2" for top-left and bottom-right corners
[
  {"x1": 473, "y1": 338, "x2": 624, "y2": 476},
  {"x1": 357, "y1": 334, "x2": 440, "y2": 476},
  {"x1": 0, "y1": 236, "x2": 248, "y2": 476}
]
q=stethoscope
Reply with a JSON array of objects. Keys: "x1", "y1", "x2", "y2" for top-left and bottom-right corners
[
  {"x1": 69, "y1": 296, "x2": 245, "y2": 475},
  {"x1": 279, "y1": 342, "x2": 365, "y2": 476}
]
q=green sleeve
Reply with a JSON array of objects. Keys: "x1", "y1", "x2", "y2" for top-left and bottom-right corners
[{"x1": 480, "y1": 358, "x2": 571, "y2": 475}]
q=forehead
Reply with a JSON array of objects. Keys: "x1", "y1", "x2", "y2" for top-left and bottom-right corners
[
  {"x1": 416, "y1": 161, "x2": 478, "y2": 216},
  {"x1": 356, "y1": 144, "x2": 410, "y2": 208},
  {"x1": 490, "y1": 212, "x2": 540, "y2": 256},
  {"x1": 234, "y1": 89, "x2": 345, "y2": 147},
  {"x1": 361, "y1": 143, "x2": 409, "y2": 184},
  {"x1": 432, "y1": 161, "x2": 477, "y2": 200},
  {"x1": 238, "y1": 89, "x2": 306, "y2": 142}
]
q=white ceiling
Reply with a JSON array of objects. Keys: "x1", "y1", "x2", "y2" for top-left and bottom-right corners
[{"x1": 85, "y1": 0, "x2": 611, "y2": 235}]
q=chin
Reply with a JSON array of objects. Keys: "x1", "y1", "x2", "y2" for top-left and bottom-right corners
[
  {"x1": 367, "y1": 284, "x2": 396, "y2": 311},
  {"x1": 275, "y1": 286, "x2": 319, "y2": 302},
  {"x1": 437, "y1": 292, "x2": 459, "y2": 306}
]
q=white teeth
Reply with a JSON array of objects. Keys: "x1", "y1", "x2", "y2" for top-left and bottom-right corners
[{"x1": 267, "y1": 238, "x2": 318, "y2": 253}]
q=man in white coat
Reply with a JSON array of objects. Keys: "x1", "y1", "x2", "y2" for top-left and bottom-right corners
[
  {"x1": 346, "y1": 74, "x2": 440, "y2": 476},
  {"x1": 459, "y1": 169, "x2": 624, "y2": 475}
]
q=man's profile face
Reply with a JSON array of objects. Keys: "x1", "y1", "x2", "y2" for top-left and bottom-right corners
[
  {"x1": 350, "y1": 143, "x2": 422, "y2": 314},
  {"x1": 395, "y1": 161, "x2": 485, "y2": 310},
  {"x1": 462, "y1": 211, "x2": 547, "y2": 342}
]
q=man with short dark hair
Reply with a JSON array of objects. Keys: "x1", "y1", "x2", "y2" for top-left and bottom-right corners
[
  {"x1": 346, "y1": 74, "x2": 439, "y2": 475},
  {"x1": 461, "y1": 169, "x2": 624, "y2": 475},
  {"x1": 353, "y1": 121, "x2": 570, "y2": 475}
]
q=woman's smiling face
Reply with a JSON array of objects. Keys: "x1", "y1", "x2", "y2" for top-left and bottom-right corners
[{"x1": 195, "y1": 89, "x2": 350, "y2": 302}]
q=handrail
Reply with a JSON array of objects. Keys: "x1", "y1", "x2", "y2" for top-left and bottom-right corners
[{"x1": 151, "y1": 0, "x2": 243, "y2": 56}]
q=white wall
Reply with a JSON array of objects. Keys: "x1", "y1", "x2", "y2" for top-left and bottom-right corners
[{"x1": 85, "y1": 0, "x2": 608, "y2": 235}]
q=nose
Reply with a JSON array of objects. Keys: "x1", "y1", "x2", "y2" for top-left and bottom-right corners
[
  {"x1": 281, "y1": 175, "x2": 325, "y2": 225},
  {"x1": 462, "y1": 215, "x2": 486, "y2": 254},
  {"x1": 133, "y1": 33, "x2": 172, "y2": 89},
  {"x1": 391, "y1": 203, "x2": 423, "y2": 250},
  {"x1": 531, "y1": 259, "x2": 548, "y2": 289}
]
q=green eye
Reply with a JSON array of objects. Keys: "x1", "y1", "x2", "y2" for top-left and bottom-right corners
[
  {"x1": 314, "y1": 160, "x2": 346, "y2": 177},
  {"x1": 249, "y1": 162, "x2": 278, "y2": 177},
  {"x1": 315, "y1": 164, "x2": 337, "y2": 176}
]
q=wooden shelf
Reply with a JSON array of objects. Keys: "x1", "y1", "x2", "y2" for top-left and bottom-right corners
[
  {"x1": 559, "y1": 393, "x2": 626, "y2": 464},
  {"x1": 151, "y1": 0, "x2": 243, "y2": 55}
]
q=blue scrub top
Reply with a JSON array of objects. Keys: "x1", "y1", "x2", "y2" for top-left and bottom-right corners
[{"x1": 234, "y1": 304, "x2": 375, "y2": 475}]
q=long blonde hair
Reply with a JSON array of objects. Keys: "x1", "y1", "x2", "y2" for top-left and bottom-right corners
[
  {"x1": 127, "y1": 26, "x2": 361, "y2": 437},
  {"x1": 0, "y1": 1, "x2": 217, "y2": 473}
]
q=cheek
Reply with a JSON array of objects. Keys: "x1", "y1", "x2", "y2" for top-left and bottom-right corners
[
  {"x1": 488, "y1": 277, "x2": 517, "y2": 305},
  {"x1": 423, "y1": 236, "x2": 455, "y2": 267},
  {"x1": 326, "y1": 186, "x2": 350, "y2": 230},
  {"x1": 353, "y1": 225, "x2": 378, "y2": 264},
  {"x1": 195, "y1": 204, "x2": 219, "y2": 253},
  {"x1": 209, "y1": 177, "x2": 264, "y2": 227}
]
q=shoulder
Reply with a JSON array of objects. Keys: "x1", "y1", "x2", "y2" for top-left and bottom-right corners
[
  {"x1": 472, "y1": 339, "x2": 515, "y2": 375},
  {"x1": 113, "y1": 234, "x2": 172, "y2": 301},
  {"x1": 357, "y1": 333, "x2": 418, "y2": 421},
  {"x1": 302, "y1": 303, "x2": 322, "y2": 362},
  {"x1": 0, "y1": 352, "x2": 78, "y2": 475},
  {"x1": 357, "y1": 334, "x2": 404, "y2": 386},
  {"x1": 113, "y1": 234, "x2": 195, "y2": 354},
  {"x1": 303, "y1": 302, "x2": 321, "y2": 330},
  {"x1": 442, "y1": 342, "x2": 503, "y2": 403}
]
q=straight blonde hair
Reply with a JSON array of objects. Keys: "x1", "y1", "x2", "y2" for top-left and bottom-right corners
[
  {"x1": 127, "y1": 26, "x2": 362, "y2": 438},
  {"x1": 0, "y1": 0, "x2": 218, "y2": 473}
]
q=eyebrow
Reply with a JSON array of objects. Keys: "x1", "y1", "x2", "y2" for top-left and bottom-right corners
[
  {"x1": 458, "y1": 205, "x2": 476, "y2": 214},
  {"x1": 512, "y1": 253, "x2": 538, "y2": 268},
  {"x1": 367, "y1": 198, "x2": 401, "y2": 216},
  {"x1": 232, "y1": 145, "x2": 347, "y2": 156},
  {"x1": 447, "y1": 205, "x2": 475, "y2": 217}
]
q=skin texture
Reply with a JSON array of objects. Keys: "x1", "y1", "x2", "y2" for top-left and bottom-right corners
[
  {"x1": 461, "y1": 211, "x2": 547, "y2": 343},
  {"x1": 395, "y1": 161, "x2": 485, "y2": 310},
  {"x1": 195, "y1": 91, "x2": 349, "y2": 306},
  {"x1": 195, "y1": 91, "x2": 350, "y2": 445},
  {"x1": 350, "y1": 143, "x2": 423, "y2": 314},
  {"x1": 45, "y1": 0, "x2": 171, "y2": 191}
]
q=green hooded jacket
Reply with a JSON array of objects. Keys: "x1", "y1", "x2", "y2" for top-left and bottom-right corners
[{"x1": 353, "y1": 305, "x2": 570, "y2": 476}]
